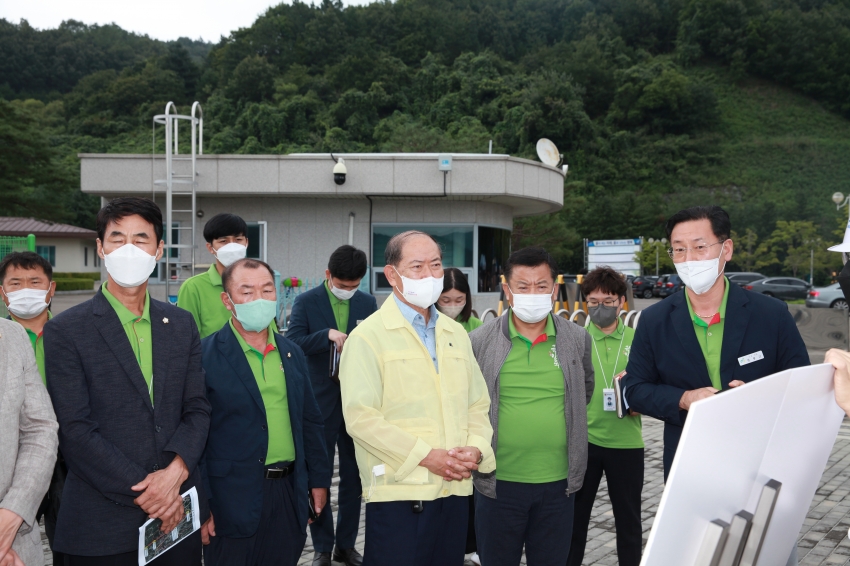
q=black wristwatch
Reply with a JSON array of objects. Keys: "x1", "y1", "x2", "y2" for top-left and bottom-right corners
[{"x1": 477, "y1": 451, "x2": 484, "y2": 465}]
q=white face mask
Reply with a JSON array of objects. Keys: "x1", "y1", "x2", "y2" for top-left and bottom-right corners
[
  {"x1": 329, "y1": 279, "x2": 357, "y2": 301},
  {"x1": 510, "y1": 286, "x2": 554, "y2": 323},
  {"x1": 674, "y1": 241, "x2": 727, "y2": 295},
  {"x1": 214, "y1": 242, "x2": 247, "y2": 267},
  {"x1": 104, "y1": 244, "x2": 158, "y2": 288},
  {"x1": 393, "y1": 267, "x2": 444, "y2": 309},
  {"x1": 4, "y1": 288, "x2": 50, "y2": 319},
  {"x1": 437, "y1": 303, "x2": 465, "y2": 320}
]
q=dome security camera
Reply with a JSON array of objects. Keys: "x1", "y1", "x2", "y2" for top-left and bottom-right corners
[{"x1": 334, "y1": 158, "x2": 347, "y2": 185}]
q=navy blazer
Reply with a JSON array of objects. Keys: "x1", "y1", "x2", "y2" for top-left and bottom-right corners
[
  {"x1": 200, "y1": 325, "x2": 331, "y2": 538},
  {"x1": 285, "y1": 284, "x2": 377, "y2": 418},
  {"x1": 622, "y1": 283, "x2": 809, "y2": 474},
  {"x1": 44, "y1": 289, "x2": 211, "y2": 556}
]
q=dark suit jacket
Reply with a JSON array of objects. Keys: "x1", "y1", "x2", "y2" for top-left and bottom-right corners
[
  {"x1": 43, "y1": 289, "x2": 210, "y2": 555},
  {"x1": 285, "y1": 285, "x2": 377, "y2": 418},
  {"x1": 622, "y1": 283, "x2": 810, "y2": 474},
  {"x1": 200, "y1": 325, "x2": 331, "y2": 538}
]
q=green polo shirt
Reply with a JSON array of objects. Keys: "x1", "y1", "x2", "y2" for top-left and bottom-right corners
[
  {"x1": 496, "y1": 313, "x2": 568, "y2": 483},
  {"x1": 177, "y1": 264, "x2": 231, "y2": 338},
  {"x1": 23, "y1": 311, "x2": 52, "y2": 385},
  {"x1": 324, "y1": 280, "x2": 350, "y2": 332},
  {"x1": 457, "y1": 316, "x2": 483, "y2": 333},
  {"x1": 103, "y1": 282, "x2": 153, "y2": 403},
  {"x1": 229, "y1": 320, "x2": 296, "y2": 464},
  {"x1": 586, "y1": 320, "x2": 643, "y2": 449},
  {"x1": 685, "y1": 278, "x2": 731, "y2": 390}
]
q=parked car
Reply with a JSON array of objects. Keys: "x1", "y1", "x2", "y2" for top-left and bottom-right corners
[
  {"x1": 632, "y1": 276, "x2": 659, "y2": 298},
  {"x1": 727, "y1": 272, "x2": 766, "y2": 286},
  {"x1": 805, "y1": 282, "x2": 849, "y2": 309},
  {"x1": 743, "y1": 277, "x2": 811, "y2": 300},
  {"x1": 653, "y1": 274, "x2": 685, "y2": 297}
]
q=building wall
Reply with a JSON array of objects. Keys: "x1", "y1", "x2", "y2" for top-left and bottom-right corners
[
  {"x1": 142, "y1": 195, "x2": 510, "y2": 314},
  {"x1": 36, "y1": 237, "x2": 99, "y2": 274}
]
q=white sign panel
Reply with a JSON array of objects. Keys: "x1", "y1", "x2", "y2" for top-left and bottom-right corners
[
  {"x1": 641, "y1": 364, "x2": 844, "y2": 566},
  {"x1": 587, "y1": 238, "x2": 642, "y2": 276},
  {"x1": 588, "y1": 239, "x2": 642, "y2": 247}
]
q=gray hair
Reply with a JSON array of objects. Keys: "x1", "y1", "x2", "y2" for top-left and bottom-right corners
[{"x1": 384, "y1": 230, "x2": 442, "y2": 266}]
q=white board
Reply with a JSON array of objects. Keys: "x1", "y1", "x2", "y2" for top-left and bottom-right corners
[{"x1": 641, "y1": 364, "x2": 845, "y2": 566}]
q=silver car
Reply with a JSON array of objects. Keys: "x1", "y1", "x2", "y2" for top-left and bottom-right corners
[{"x1": 805, "y1": 282, "x2": 848, "y2": 309}]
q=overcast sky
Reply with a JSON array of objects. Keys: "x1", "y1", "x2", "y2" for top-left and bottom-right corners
[{"x1": 2, "y1": 0, "x2": 375, "y2": 43}]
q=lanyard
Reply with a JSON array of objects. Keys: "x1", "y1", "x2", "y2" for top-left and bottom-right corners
[{"x1": 592, "y1": 332, "x2": 624, "y2": 390}]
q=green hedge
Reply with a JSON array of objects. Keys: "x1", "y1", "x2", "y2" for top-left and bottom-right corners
[
  {"x1": 54, "y1": 278, "x2": 95, "y2": 291},
  {"x1": 53, "y1": 272, "x2": 101, "y2": 279}
]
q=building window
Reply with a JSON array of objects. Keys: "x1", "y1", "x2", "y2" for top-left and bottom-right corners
[
  {"x1": 84, "y1": 246, "x2": 88, "y2": 267},
  {"x1": 373, "y1": 225, "x2": 474, "y2": 268},
  {"x1": 477, "y1": 226, "x2": 511, "y2": 293},
  {"x1": 246, "y1": 222, "x2": 267, "y2": 261},
  {"x1": 372, "y1": 224, "x2": 496, "y2": 292},
  {"x1": 153, "y1": 223, "x2": 181, "y2": 282},
  {"x1": 37, "y1": 246, "x2": 56, "y2": 267}
]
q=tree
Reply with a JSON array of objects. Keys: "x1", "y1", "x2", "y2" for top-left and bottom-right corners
[
  {"x1": 730, "y1": 228, "x2": 779, "y2": 271},
  {"x1": 635, "y1": 239, "x2": 674, "y2": 275},
  {"x1": 763, "y1": 221, "x2": 836, "y2": 280},
  {"x1": 0, "y1": 100, "x2": 75, "y2": 222},
  {"x1": 512, "y1": 214, "x2": 580, "y2": 268}
]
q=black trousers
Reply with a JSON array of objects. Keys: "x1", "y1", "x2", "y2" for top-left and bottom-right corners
[
  {"x1": 567, "y1": 443, "x2": 644, "y2": 566},
  {"x1": 204, "y1": 473, "x2": 305, "y2": 566},
  {"x1": 309, "y1": 402, "x2": 361, "y2": 552},
  {"x1": 465, "y1": 493, "x2": 477, "y2": 553},
  {"x1": 476, "y1": 478, "x2": 574, "y2": 566},
  {"x1": 64, "y1": 530, "x2": 201, "y2": 566},
  {"x1": 37, "y1": 454, "x2": 67, "y2": 566},
  {"x1": 363, "y1": 495, "x2": 468, "y2": 566}
]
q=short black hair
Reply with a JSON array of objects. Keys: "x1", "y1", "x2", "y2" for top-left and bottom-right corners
[
  {"x1": 97, "y1": 197, "x2": 164, "y2": 242},
  {"x1": 203, "y1": 213, "x2": 248, "y2": 243},
  {"x1": 221, "y1": 258, "x2": 276, "y2": 295},
  {"x1": 581, "y1": 266, "x2": 627, "y2": 298},
  {"x1": 0, "y1": 252, "x2": 53, "y2": 284},
  {"x1": 442, "y1": 267, "x2": 473, "y2": 322},
  {"x1": 504, "y1": 247, "x2": 558, "y2": 283},
  {"x1": 665, "y1": 206, "x2": 731, "y2": 242},
  {"x1": 328, "y1": 245, "x2": 368, "y2": 281}
]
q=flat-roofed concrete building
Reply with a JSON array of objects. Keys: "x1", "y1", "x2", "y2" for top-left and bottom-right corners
[{"x1": 79, "y1": 152, "x2": 564, "y2": 310}]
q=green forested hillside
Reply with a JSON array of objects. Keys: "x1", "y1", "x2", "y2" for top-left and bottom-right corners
[{"x1": 2, "y1": 0, "x2": 850, "y2": 278}]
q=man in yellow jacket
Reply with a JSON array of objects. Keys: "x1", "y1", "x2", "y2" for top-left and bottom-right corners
[{"x1": 340, "y1": 230, "x2": 495, "y2": 566}]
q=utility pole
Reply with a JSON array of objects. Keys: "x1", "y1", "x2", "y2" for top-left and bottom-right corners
[{"x1": 810, "y1": 248, "x2": 814, "y2": 285}]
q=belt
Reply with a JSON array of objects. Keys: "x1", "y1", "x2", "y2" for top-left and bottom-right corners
[{"x1": 264, "y1": 462, "x2": 294, "y2": 479}]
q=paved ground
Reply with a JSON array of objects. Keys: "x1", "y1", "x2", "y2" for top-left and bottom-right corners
[
  {"x1": 43, "y1": 416, "x2": 850, "y2": 565},
  {"x1": 36, "y1": 293, "x2": 850, "y2": 564}
]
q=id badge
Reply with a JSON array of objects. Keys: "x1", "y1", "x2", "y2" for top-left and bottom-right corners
[{"x1": 603, "y1": 388, "x2": 616, "y2": 411}]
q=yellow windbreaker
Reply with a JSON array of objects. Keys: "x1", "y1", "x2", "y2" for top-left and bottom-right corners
[{"x1": 340, "y1": 296, "x2": 495, "y2": 503}]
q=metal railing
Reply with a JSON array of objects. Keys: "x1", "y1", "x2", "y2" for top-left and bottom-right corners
[
  {"x1": 152, "y1": 102, "x2": 203, "y2": 301},
  {"x1": 0, "y1": 234, "x2": 36, "y2": 260}
]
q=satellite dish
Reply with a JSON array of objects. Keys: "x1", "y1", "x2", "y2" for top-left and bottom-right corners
[{"x1": 536, "y1": 138, "x2": 562, "y2": 167}]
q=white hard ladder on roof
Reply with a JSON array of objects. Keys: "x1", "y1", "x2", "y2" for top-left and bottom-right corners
[{"x1": 151, "y1": 101, "x2": 203, "y2": 300}]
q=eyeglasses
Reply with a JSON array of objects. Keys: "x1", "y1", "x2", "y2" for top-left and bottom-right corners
[
  {"x1": 667, "y1": 240, "x2": 726, "y2": 261},
  {"x1": 586, "y1": 298, "x2": 620, "y2": 308}
]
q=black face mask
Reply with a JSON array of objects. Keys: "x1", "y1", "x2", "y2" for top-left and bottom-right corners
[{"x1": 588, "y1": 304, "x2": 618, "y2": 328}]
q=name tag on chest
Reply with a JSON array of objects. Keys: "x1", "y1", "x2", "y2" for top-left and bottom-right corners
[
  {"x1": 602, "y1": 388, "x2": 616, "y2": 411},
  {"x1": 738, "y1": 351, "x2": 764, "y2": 366}
]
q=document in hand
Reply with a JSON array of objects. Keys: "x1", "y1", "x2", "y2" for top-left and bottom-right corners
[
  {"x1": 329, "y1": 346, "x2": 341, "y2": 384},
  {"x1": 640, "y1": 364, "x2": 845, "y2": 566},
  {"x1": 138, "y1": 486, "x2": 201, "y2": 566}
]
